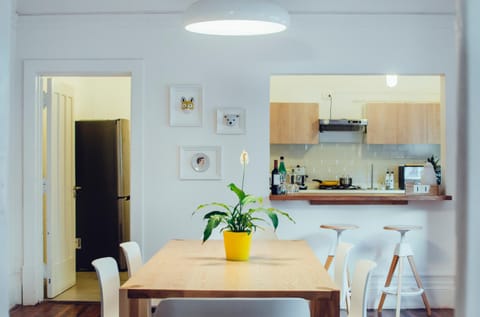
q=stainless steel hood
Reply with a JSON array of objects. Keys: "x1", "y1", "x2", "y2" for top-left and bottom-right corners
[{"x1": 319, "y1": 119, "x2": 367, "y2": 132}]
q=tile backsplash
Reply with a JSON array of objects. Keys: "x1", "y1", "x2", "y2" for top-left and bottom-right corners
[{"x1": 270, "y1": 143, "x2": 440, "y2": 189}]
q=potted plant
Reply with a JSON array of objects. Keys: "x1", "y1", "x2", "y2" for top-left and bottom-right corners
[{"x1": 194, "y1": 150, "x2": 295, "y2": 261}]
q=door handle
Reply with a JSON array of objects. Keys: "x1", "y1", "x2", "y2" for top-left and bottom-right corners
[{"x1": 73, "y1": 186, "x2": 82, "y2": 198}]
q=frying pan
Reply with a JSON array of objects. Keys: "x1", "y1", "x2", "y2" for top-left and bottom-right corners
[{"x1": 312, "y1": 179, "x2": 339, "y2": 187}]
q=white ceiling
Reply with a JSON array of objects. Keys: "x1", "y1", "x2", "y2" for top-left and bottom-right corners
[{"x1": 16, "y1": 0, "x2": 456, "y2": 16}]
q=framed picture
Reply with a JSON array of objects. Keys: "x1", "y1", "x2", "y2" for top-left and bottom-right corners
[
  {"x1": 179, "y1": 146, "x2": 222, "y2": 180},
  {"x1": 216, "y1": 108, "x2": 246, "y2": 134},
  {"x1": 169, "y1": 84, "x2": 203, "y2": 127}
]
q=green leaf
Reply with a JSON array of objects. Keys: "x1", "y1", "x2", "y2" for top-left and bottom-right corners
[
  {"x1": 228, "y1": 183, "x2": 246, "y2": 201},
  {"x1": 202, "y1": 215, "x2": 223, "y2": 243},
  {"x1": 203, "y1": 210, "x2": 228, "y2": 220},
  {"x1": 266, "y1": 211, "x2": 279, "y2": 230}
]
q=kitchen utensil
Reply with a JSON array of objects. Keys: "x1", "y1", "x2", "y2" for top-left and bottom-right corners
[
  {"x1": 339, "y1": 176, "x2": 352, "y2": 187},
  {"x1": 312, "y1": 179, "x2": 339, "y2": 187}
]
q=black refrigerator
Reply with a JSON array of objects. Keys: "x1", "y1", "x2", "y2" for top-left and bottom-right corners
[{"x1": 75, "y1": 119, "x2": 130, "y2": 271}]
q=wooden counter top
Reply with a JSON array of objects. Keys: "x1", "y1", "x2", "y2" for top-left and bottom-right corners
[{"x1": 269, "y1": 192, "x2": 453, "y2": 205}]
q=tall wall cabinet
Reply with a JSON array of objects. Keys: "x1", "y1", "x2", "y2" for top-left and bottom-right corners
[
  {"x1": 270, "y1": 102, "x2": 319, "y2": 144},
  {"x1": 365, "y1": 102, "x2": 440, "y2": 144}
]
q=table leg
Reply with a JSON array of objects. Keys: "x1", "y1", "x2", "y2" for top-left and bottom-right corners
[
  {"x1": 119, "y1": 288, "x2": 130, "y2": 317},
  {"x1": 310, "y1": 292, "x2": 340, "y2": 317}
]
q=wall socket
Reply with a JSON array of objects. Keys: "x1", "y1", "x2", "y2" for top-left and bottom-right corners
[{"x1": 413, "y1": 184, "x2": 430, "y2": 193}]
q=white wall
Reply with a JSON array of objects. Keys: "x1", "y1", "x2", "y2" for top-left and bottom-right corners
[
  {"x1": 456, "y1": 0, "x2": 480, "y2": 315},
  {"x1": 1, "y1": 0, "x2": 13, "y2": 314},
  {"x1": 12, "y1": 12, "x2": 458, "y2": 308},
  {"x1": 271, "y1": 75, "x2": 442, "y2": 119},
  {"x1": 54, "y1": 76, "x2": 131, "y2": 120}
]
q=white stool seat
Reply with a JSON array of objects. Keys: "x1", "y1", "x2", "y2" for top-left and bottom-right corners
[{"x1": 378, "y1": 225, "x2": 431, "y2": 317}]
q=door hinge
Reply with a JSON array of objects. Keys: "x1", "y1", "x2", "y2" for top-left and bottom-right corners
[
  {"x1": 42, "y1": 178, "x2": 47, "y2": 193},
  {"x1": 42, "y1": 91, "x2": 49, "y2": 109}
]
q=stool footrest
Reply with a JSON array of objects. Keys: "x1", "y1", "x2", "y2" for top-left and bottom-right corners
[{"x1": 382, "y1": 286, "x2": 424, "y2": 296}]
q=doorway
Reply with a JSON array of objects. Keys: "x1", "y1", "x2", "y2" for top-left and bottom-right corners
[
  {"x1": 22, "y1": 59, "x2": 145, "y2": 305},
  {"x1": 42, "y1": 76, "x2": 131, "y2": 300}
]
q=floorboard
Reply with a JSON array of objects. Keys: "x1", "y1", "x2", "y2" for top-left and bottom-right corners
[{"x1": 10, "y1": 302, "x2": 454, "y2": 317}]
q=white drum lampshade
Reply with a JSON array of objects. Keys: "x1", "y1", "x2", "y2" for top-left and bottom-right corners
[{"x1": 183, "y1": 0, "x2": 290, "y2": 36}]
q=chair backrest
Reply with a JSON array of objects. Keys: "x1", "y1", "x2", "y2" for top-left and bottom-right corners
[
  {"x1": 349, "y1": 259, "x2": 377, "y2": 317},
  {"x1": 153, "y1": 298, "x2": 310, "y2": 317},
  {"x1": 120, "y1": 241, "x2": 143, "y2": 277},
  {"x1": 92, "y1": 257, "x2": 120, "y2": 317},
  {"x1": 333, "y1": 242, "x2": 354, "y2": 306}
]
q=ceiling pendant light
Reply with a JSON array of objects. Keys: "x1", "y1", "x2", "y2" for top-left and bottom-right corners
[{"x1": 183, "y1": 0, "x2": 290, "y2": 36}]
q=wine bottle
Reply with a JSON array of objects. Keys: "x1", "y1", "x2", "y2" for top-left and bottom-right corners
[{"x1": 271, "y1": 160, "x2": 280, "y2": 195}]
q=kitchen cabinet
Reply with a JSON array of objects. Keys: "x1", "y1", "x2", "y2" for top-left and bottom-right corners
[
  {"x1": 365, "y1": 103, "x2": 440, "y2": 144},
  {"x1": 270, "y1": 102, "x2": 319, "y2": 144}
]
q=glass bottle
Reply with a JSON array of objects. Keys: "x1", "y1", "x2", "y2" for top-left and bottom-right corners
[{"x1": 271, "y1": 160, "x2": 280, "y2": 195}]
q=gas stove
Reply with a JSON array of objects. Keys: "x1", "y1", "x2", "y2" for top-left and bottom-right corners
[{"x1": 317, "y1": 185, "x2": 363, "y2": 190}]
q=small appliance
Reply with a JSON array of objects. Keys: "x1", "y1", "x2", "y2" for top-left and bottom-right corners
[{"x1": 398, "y1": 164, "x2": 424, "y2": 190}]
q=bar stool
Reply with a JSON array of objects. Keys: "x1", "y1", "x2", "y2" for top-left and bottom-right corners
[
  {"x1": 320, "y1": 224, "x2": 359, "y2": 270},
  {"x1": 377, "y1": 225, "x2": 431, "y2": 317}
]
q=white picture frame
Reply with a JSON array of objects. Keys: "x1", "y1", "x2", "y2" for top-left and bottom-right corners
[
  {"x1": 216, "y1": 108, "x2": 246, "y2": 134},
  {"x1": 179, "y1": 146, "x2": 222, "y2": 180},
  {"x1": 169, "y1": 84, "x2": 203, "y2": 127}
]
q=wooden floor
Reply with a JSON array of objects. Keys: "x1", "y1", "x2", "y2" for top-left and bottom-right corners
[
  {"x1": 47, "y1": 271, "x2": 128, "y2": 302},
  {"x1": 9, "y1": 302, "x2": 454, "y2": 317}
]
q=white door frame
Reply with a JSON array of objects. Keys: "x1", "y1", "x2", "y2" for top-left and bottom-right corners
[{"x1": 22, "y1": 59, "x2": 145, "y2": 305}]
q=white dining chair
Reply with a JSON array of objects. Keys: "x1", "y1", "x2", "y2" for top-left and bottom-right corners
[
  {"x1": 119, "y1": 241, "x2": 143, "y2": 278},
  {"x1": 349, "y1": 259, "x2": 377, "y2": 317},
  {"x1": 334, "y1": 242, "x2": 354, "y2": 312},
  {"x1": 92, "y1": 257, "x2": 120, "y2": 317},
  {"x1": 119, "y1": 241, "x2": 161, "y2": 313},
  {"x1": 152, "y1": 298, "x2": 310, "y2": 317}
]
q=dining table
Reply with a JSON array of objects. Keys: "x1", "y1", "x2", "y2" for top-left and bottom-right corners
[{"x1": 119, "y1": 239, "x2": 340, "y2": 317}]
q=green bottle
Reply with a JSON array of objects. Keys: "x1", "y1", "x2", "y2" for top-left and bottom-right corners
[{"x1": 279, "y1": 156, "x2": 287, "y2": 187}]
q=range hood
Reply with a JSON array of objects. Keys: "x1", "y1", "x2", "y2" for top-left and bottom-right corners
[{"x1": 319, "y1": 119, "x2": 368, "y2": 133}]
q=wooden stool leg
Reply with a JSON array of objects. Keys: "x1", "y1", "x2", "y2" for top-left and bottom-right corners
[
  {"x1": 324, "y1": 255, "x2": 334, "y2": 270},
  {"x1": 407, "y1": 255, "x2": 432, "y2": 316},
  {"x1": 377, "y1": 255, "x2": 399, "y2": 312}
]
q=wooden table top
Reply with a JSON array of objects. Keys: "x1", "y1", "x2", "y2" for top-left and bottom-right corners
[{"x1": 120, "y1": 239, "x2": 338, "y2": 299}]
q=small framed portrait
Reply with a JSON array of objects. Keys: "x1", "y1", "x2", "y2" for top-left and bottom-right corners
[
  {"x1": 169, "y1": 84, "x2": 203, "y2": 127},
  {"x1": 179, "y1": 146, "x2": 222, "y2": 180}
]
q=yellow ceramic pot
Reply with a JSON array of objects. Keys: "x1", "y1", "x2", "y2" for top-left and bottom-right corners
[{"x1": 223, "y1": 231, "x2": 252, "y2": 261}]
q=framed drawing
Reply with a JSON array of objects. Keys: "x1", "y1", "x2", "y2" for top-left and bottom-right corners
[
  {"x1": 179, "y1": 146, "x2": 222, "y2": 180},
  {"x1": 169, "y1": 84, "x2": 203, "y2": 127},
  {"x1": 216, "y1": 108, "x2": 246, "y2": 134}
]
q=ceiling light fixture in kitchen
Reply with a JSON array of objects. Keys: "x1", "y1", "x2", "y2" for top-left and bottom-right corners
[
  {"x1": 183, "y1": 0, "x2": 290, "y2": 36},
  {"x1": 386, "y1": 74, "x2": 398, "y2": 87}
]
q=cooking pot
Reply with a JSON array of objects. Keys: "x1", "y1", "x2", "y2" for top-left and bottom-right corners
[
  {"x1": 312, "y1": 179, "x2": 339, "y2": 187},
  {"x1": 339, "y1": 176, "x2": 352, "y2": 187}
]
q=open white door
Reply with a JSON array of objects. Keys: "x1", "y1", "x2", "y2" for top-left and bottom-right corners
[{"x1": 45, "y1": 78, "x2": 76, "y2": 298}]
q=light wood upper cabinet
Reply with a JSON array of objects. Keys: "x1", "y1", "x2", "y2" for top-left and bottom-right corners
[
  {"x1": 270, "y1": 102, "x2": 319, "y2": 144},
  {"x1": 365, "y1": 102, "x2": 440, "y2": 144}
]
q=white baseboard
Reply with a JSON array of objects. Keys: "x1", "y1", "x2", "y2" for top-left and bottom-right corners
[{"x1": 366, "y1": 274, "x2": 455, "y2": 309}]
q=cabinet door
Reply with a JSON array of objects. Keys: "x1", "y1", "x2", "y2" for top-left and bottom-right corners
[
  {"x1": 270, "y1": 102, "x2": 319, "y2": 144},
  {"x1": 365, "y1": 103, "x2": 400, "y2": 144},
  {"x1": 366, "y1": 103, "x2": 440, "y2": 144}
]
